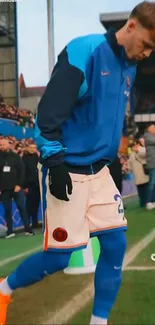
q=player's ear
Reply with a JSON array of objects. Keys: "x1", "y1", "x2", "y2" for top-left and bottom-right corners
[{"x1": 126, "y1": 19, "x2": 136, "y2": 33}]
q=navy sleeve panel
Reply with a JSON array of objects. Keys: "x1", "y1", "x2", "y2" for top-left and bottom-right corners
[
  {"x1": 66, "y1": 34, "x2": 105, "y2": 98},
  {"x1": 39, "y1": 151, "x2": 64, "y2": 168},
  {"x1": 35, "y1": 34, "x2": 105, "y2": 167},
  {"x1": 36, "y1": 47, "x2": 84, "y2": 167},
  {"x1": 37, "y1": 47, "x2": 84, "y2": 141}
]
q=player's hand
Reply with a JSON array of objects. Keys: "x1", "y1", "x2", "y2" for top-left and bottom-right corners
[{"x1": 49, "y1": 164, "x2": 72, "y2": 201}]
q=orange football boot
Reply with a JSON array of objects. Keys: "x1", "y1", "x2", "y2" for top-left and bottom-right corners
[{"x1": 0, "y1": 279, "x2": 11, "y2": 325}]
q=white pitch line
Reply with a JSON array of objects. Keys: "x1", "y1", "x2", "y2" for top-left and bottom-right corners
[
  {"x1": 43, "y1": 228, "x2": 155, "y2": 325},
  {"x1": 123, "y1": 228, "x2": 155, "y2": 269},
  {"x1": 125, "y1": 266, "x2": 155, "y2": 271},
  {"x1": 0, "y1": 245, "x2": 42, "y2": 268}
]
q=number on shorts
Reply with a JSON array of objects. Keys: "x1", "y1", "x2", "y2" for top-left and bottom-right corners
[{"x1": 114, "y1": 194, "x2": 124, "y2": 214}]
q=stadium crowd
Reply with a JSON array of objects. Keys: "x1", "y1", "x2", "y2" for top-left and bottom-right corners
[
  {"x1": 0, "y1": 92, "x2": 155, "y2": 237},
  {"x1": 121, "y1": 124, "x2": 155, "y2": 210},
  {"x1": 0, "y1": 135, "x2": 35, "y2": 156},
  {"x1": 0, "y1": 95, "x2": 35, "y2": 128},
  {"x1": 135, "y1": 93, "x2": 155, "y2": 113},
  {"x1": 0, "y1": 136, "x2": 40, "y2": 238},
  {"x1": 1, "y1": 121, "x2": 155, "y2": 239}
]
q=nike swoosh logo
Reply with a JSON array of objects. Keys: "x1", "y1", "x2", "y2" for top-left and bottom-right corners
[
  {"x1": 101, "y1": 70, "x2": 110, "y2": 76},
  {"x1": 114, "y1": 266, "x2": 122, "y2": 270}
]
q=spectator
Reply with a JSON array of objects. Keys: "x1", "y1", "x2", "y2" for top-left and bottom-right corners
[
  {"x1": 0, "y1": 135, "x2": 36, "y2": 156},
  {"x1": 0, "y1": 139, "x2": 34, "y2": 238},
  {"x1": 128, "y1": 140, "x2": 149, "y2": 208},
  {"x1": 109, "y1": 156, "x2": 123, "y2": 194},
  {"x1": 23, "y1": 144, "x2": 40, "y2": 229},
  {"x1": 144, "y1": 123, "x2": 155, "y2": 210},
  {"x1": 120, "y1": 154, "x2": 130, "y2": 179},
  {"x1": 0, "y1": 96, "x2": 35, "y2": 128}
]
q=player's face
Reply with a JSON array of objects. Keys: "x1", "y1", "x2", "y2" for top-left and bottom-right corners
[
  {"x1": 27, "y1": 144, "x2": 37, "y2": 154},
  {"x1": 124, "y1": 19, "x2": 155, "y2": 61},
  {"x1": 0, "y1": 140, "x2": 10, "y2": 152}
]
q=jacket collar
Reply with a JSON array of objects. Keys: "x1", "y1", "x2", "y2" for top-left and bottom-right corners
[
  {"x1": 105, "y1": 28, "x2": 136, "y2": 66},
  {"x1": 105, "y1": 28, "x2": 124, "y2": 59}
]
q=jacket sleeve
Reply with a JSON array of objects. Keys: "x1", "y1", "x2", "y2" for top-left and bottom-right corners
[
  {"x1": 144, "y1": 133, "x2": 155, "y2": 146},
  {"x1": 16, "y1": 155, "x2": 25, "y2": 187},
  {"x1": 35, "y1": 42, "x2": 87, "y2": 168},
  {"x1": 137, "y1": 146, "x2": 146, "y2": 158}
]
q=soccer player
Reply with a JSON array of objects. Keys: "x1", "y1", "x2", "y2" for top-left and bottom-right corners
[{"x1": 0, "y1": 2, "x2": 155, "y2": 324}]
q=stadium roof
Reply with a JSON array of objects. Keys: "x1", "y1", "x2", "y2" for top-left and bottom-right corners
[
  {"x1": 19, "y1": 74, "x2": 45, "y2": 98},
  {"x1": 100, "y1": 11, "x2": 129, "y2": 30}
]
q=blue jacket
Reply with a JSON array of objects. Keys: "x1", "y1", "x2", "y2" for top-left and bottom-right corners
[{"x1": 35, "y1": 28, "x2": 136, "y2": 167}]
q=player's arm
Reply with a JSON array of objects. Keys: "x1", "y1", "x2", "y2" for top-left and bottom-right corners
[
  {"x1": 35, "y1": 47, "x2": 85, "y2": 168},
  {"x1": 35, "y1": 38, "x2": 89, "y2": 201}
]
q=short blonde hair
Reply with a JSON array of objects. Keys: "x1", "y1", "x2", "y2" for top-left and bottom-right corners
[{"x1": 130, "y1": 1, "x2": 155, "y2": 30}]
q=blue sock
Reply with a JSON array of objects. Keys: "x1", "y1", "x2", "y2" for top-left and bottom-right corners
[
  {"x1": 7, "y1": 251, "x2": 71, "y2": 290},
  {"x1": 93, "y1": 231, "x2": 127, "y2": 319}
]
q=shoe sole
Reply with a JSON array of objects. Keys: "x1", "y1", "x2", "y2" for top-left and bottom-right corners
[{"x1": 5, "y1": 234, "x2": 15, "y2": 239}]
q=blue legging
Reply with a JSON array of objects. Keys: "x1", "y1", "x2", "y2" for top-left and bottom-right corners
[{"x1": 8, "y1": 230, "x2": 127, "y2": 319}]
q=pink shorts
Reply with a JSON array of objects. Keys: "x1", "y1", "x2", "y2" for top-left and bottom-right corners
[{"x1": 39, "y1": 165, "x2": 127, "y2": 252}]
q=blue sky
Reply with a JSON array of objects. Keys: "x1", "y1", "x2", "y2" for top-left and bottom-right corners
[{"x1": 17, "y1": 0, "x2": 145, "y2": 87}]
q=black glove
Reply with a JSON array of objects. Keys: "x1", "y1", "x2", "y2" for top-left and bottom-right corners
[{"x1": 49, "y1": 164, "x2": 73, "y2": 201}]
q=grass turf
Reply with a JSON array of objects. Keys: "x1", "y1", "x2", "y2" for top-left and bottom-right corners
[
  {"x1": 70, "y1": 270, "x2": 155, "y2": 325},
  {"x1": 124, "y1": 203, "x2": 155, "y2": 249},
  {"x1": 7, "y1": 272, "x2": 94, "y2": 325},
  {"x1": 130, "y1": 239, "x2": 155, "y2": 267},
  {"x1": 2, "y1": 199, "x2": 155, "y2": 324},
  {"x1": 0, "y1": 232, "x2": 42, "y2": 261}
]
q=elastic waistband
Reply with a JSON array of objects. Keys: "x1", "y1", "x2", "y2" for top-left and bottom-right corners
[{"x1": 65, "y1": 160, "x2": 109, "y2": 175}]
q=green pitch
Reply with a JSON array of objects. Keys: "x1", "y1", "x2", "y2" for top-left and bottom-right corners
[
  {"x1": 1, "y1": 199, "x2": 155, "y2": 324},
  {"x1": 70, "y1": 271, "x2": 155, "y2": 325}
]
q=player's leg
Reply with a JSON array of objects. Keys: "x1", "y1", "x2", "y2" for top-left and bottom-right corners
[
  {"x1": 0, "y1": 250, "x2": 71, "y2": 325},
  {"x1": 31, "y1": 184, "x2": 40, "y2": 228},
  {"x1": 25, "y1": 186, "x2": 32, "y2": 224},
  {"x1": 88, "y1": 166, "x2": 127, "y2": 324},
  {"x1": 13, "y1": 189, "x2": 32, "y2": 234},
  {"x1": 2, "y1": 251, "x2": 71, "y2": 291},
  {"x1": 1, "y1": 190, "x2": 13, "y2": 237},
  {"x1": 137, "y1": 184, "x2": 145, "y2": 207},
  {"x1": 147, "y1": 168, "x2": 155, "y2": 205},
  {"x1": 0, "y1": 170, "x2": 90, "y2": 325},
  {"x1": 90, "y1": 230, "x2": 127, "y2": 325},
  {"x1": 26, "y1": 184, "x2": 40, "y2": 228}
]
